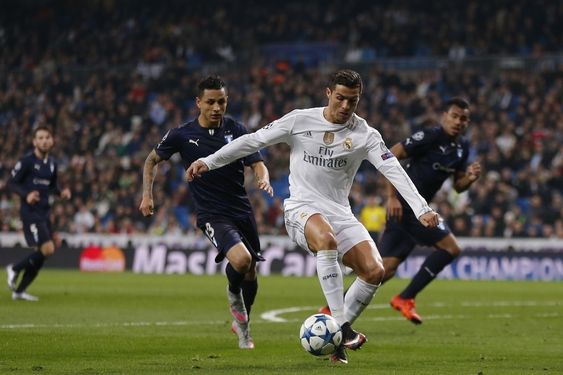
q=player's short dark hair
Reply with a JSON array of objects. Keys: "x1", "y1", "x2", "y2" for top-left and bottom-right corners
[
  {"x1": 328, "y1": 69, "x2": 363, "y2": 93},
  {"x1": 444, "y1": 97, "x2": 470, "y2": 112},
  {"x1": 197, "y1": 75, "x2": 226, "y2": 98},
  {"x1": 32, "y1": 125, "x2": 53, "y2": 138}
]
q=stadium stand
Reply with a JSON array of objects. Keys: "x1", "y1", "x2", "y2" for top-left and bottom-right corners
[{"x1": 0, "y1": 0, "x2": 561, "y2": 238}]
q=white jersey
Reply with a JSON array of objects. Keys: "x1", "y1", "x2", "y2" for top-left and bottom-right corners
[{"x1": 200, "y1": 107, "x2": 431, "y2": 218}]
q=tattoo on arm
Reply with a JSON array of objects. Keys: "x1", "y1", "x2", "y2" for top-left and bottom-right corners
[{"x1": 142, "y1": 150, "x2": 162, "y2": 198}]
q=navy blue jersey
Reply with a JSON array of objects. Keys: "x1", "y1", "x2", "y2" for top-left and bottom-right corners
[
  {"x1": 400, "y1": 126, "x2": 469, "y2": 204},
  {"x1": 155, "y1": 117, "x2": 262, "y2": 221},
  {"x1": 9, "y1": 152, "x2": 61, "y2": 221}
]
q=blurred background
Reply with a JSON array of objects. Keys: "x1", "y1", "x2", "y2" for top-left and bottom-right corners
[{"x1": 0, "y1": 0, "x2": 561, "y2": 241}]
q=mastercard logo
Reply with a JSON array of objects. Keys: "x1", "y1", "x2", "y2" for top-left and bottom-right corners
[{"x1": 79, "y1": 246, "x2": 126, "y2": 272}]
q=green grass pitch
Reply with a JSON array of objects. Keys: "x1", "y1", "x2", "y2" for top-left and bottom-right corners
[{"x1": 0, "y1": 271, "x2": 561, "y2": 374}]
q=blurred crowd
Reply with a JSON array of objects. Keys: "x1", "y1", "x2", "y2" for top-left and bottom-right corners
[{"x1": 0, "y1": 0, "x2": 561, "y2": 240}]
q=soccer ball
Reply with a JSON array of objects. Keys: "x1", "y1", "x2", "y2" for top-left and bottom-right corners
[{"x1": 299, "y1": 313, "x2": 342, "y2": 356}]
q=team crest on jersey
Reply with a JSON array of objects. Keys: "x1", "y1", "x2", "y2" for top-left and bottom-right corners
[
  {"x1": 412, "y1": 131, "x2": 424, "y2": 141},
  {"x1": 323, "y1": 132, "x2": 334, "y2": 145},
  {"x1": 263, "y1": 122, "x2": 274, "y2": 130},
  {"x1": 457, "y1": 148, "x2": 463, "y2": 158},
  {"x1": 343, "y1": 138, "x2": 353, "y2": 150},
  {"x1": 224, "y1": 134, "x2": 233, "y2": 143},
  {"x1": 50, "y1": 162, "x2": 54, "y2": 173}
]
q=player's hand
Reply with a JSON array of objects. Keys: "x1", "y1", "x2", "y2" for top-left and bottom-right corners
[
  {"x1": 257, "y1": 178, "x2": 274, "y2": 197},
  {"x1": 419, "y1": 211, "x2": 440, "y2": 228},
  {"x1": 186, "y1": 160, "x2": 209, "y2": 182},
  {"x1": 60, "y1": 188, "x2": 72, "y2": 200},
  {"x1": 26, "y1": 191, "x2": 40, "y2": 205},
  {"x1": 466, "y1": 162, "x2": 481, "y2": 182},
  {"x1": 139, "y1": 196, "x2": 155, "y2": 216},
  {"x1": 386, "y1": 196, "x2": 403, "y2": 221}
]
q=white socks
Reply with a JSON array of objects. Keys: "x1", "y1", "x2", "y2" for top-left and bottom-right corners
[
  {"x1": 316, "y1": 250, "x2": 345, "y2": 325},
  {"x1": 344, "y1": 277, "x2": 380, "y2": 324}
]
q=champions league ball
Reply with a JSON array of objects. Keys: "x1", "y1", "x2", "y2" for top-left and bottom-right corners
[{"x1": 299, "y1": 314, "x2": 342, "y2": 356}]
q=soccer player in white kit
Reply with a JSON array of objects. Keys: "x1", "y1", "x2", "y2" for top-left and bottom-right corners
[{"x1": 187, "y1": 70, "x2": 439, "y2": 364}]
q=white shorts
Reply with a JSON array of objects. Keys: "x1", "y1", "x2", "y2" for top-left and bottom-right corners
[{"x1": 284, "y1": 203, "x2": 374, "y2": 256}]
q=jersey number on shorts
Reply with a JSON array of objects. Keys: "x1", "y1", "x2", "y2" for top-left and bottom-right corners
[{"x1": 205, "y1": 222, "x2": 218, "y2": 247}]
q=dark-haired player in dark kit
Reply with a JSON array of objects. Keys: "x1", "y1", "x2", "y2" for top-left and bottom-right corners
[
  {"x1": 6, "y1": 126, "x2": 72, "y2": 301},
  {"x1": 381, "y1": 97, "x2": 481, "y2": 324},
  {"x1": 139, "y1": 76, "x2": 273, "y2": 349}
]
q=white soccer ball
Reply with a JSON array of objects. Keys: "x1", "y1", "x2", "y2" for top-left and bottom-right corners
[{"x1": 299, "y1": 313, "x2": 342, "y2": 356}]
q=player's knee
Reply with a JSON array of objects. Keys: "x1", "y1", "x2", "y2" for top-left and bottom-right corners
[
  {"x1": 231, "y1": 252, "x2": 253, "y2": 274},
  {"x1": 363, "y1": 262, "x2": 385, "y2": 285},
  {"x1": 354, "y1": 259, "x2": 384, "y2": 285}
]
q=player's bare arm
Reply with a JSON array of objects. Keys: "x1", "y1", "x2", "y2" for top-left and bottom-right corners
[
  {"x1": 385, "y1": 143, "x2": 409, "y2": 220},
  {"x1": 250, "y1": 161, "x2": 273, "y2": 197},
  {"x1": 453, "y1": 161, "x2": 481, "y2": 192},
  {"x1": 139, "y1": 150, "x2": 162, "y2": 216},
  {"x1": 186, "y1": 159, "x2": 209, "y2": 182}
]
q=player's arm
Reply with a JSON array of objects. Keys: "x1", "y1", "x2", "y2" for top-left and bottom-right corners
[
  {"x1": 453, "y1": 162, "x2": 481, "y2": 193},
  {"x1": 187, "y1": 116, "x2": 293, "y2": 181},
  {"x1": 250, "y1": 161, "x2": 273, "y2": 197},
  {"x1": 385, "y1": 143, "x2": 409, "y2": 220},
  {"x1": 8, "y1": 158, "x2": 39, "y2": 205},
  {"x1": 139, "y1": 149, "x2": 163, "y2": 216},
  {"x1": 48, "y1": 164, "x2": 71, "y2": 200},
  {"x1": 367, "y1": 137, "x2": 438, "y2": 228}
]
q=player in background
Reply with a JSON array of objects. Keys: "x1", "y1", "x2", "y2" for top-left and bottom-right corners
[
  {"x1": 139, "y1": 76, "x2": 273, "y2": 349},
  {"x1": 380, "y1": 97, "x2": 481, "y2": 324},
  {"x1": 187, "y1": 69, "x2": 439, "y2": 364},
  {"x1": 6, "y1": 126, "x2": 72, "y2": 301}
]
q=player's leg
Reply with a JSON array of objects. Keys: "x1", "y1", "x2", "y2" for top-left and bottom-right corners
[
  {"x1": 388, "y1": 216, "x2": 455, "y2": 324},
  {"x1": 10, "y1": 221, "x2": 53, "y2": 301},
  {"x1": 378, "y1": 217, "x2": 425, "y2": 323},
  {"x1": 341, "y1": 240, "x2": 384, "y2": 325},
  {"x1": 201, "y1": 217, "x2": 260, "y2": 349},
  {"x1": 225, "y1": 242, "x2": 256, "y2": 349},
  {"x1": 399, "y1": 233, "x2": 460, "y2": 300},
  {"x1": 303, "y1": 214, "x2": 346, "y2": 325},
  {"x1": 225, "y1": 242, "x2": 253, "y2": 324},
  {"x1": 237, "y1": 216, "x2": 263, "y2": 319}
]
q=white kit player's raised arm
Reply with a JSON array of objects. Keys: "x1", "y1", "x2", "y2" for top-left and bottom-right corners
[
  {"x1": 364, "y1": 125, "x2": 433, "y2": 219},
  {"x1": 200, "y1": 114, "x2": 294, "y2": 170}
]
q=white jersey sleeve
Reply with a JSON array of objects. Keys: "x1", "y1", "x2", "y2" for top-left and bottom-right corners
[
  {"x1": 200, "y1": 112, "x2": 296, "y2": 170},
  {"x1": 365, "y1": 128, "x2": 432, "y2": 218}
]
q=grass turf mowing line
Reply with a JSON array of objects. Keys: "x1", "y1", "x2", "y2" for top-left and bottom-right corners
[{"x1": 0, "y1": 271, "x2": 561, "y2": 374}]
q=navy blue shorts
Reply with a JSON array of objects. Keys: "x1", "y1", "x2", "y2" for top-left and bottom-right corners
[
  {"x1": 379, "y1": 209, "x2": 450, "y2": 260},
  {"x1": 22, "y1": 219, "x2": 53, "y2": 248},
  {"x1": 198, "y1": 215, "x2": 264, "y2": 263}
]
